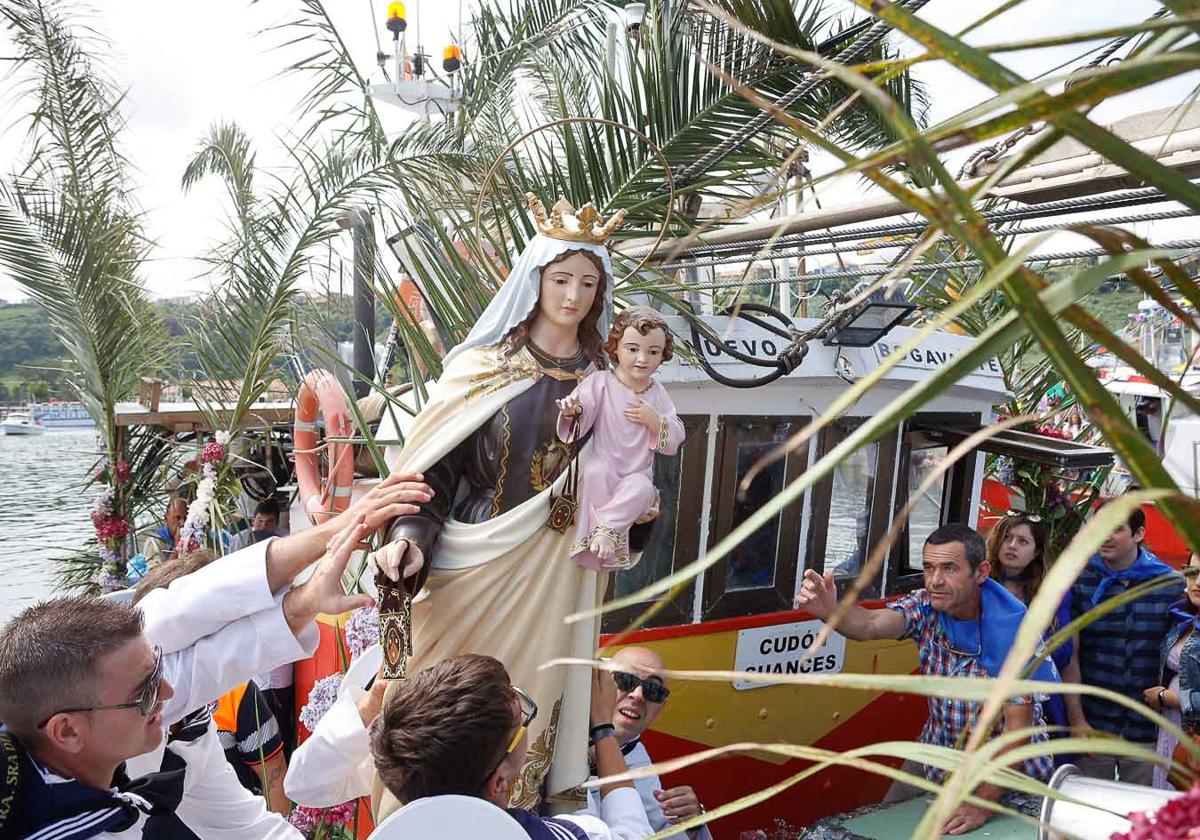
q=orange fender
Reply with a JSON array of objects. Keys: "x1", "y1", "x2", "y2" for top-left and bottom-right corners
[{"x1": 295, "y1": 369, "x2": 355, "y2": 524}]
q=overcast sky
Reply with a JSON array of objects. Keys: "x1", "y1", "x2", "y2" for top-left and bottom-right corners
[{"x1": 0, "y1": 0, "x2": 1195, "y2": 303}]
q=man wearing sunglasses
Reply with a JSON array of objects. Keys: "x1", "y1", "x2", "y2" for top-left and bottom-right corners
[
  {"x1": 579, "y1": 647, "x2": 711, "y2": 839},
  {"x1": 0, "y1": 472, "x2": 433, "y2": 840},
  {"x1": 369, "y1": 654, "x2": 653, "y2": 839}
]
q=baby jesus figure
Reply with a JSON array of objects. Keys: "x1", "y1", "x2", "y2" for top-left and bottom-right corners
[{"x1": 556, "y1": 306, "x2": 685, "y2": 570}]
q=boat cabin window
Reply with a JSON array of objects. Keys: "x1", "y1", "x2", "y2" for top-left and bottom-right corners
[
  {"x1": 821, "y1": 438, "x2": 878, "y2": 579},
  {"x1": 892, "y1": 432, "x2": 955, "y2": 578},
  {"x1": 805, "y1": 420, "x2": 898, "y2": 599},
  {"x1": 896, "y1": 439, "x2": 951, "y2": 574},
  {"x1": 601, "y1": 415, "x2": 708, "y2": 633},
  {"x1": 701, "y1": 416, "x2": 808, "y2": 621},
  {"x1": 886, "y1": 419, "x2": 981, "y2": 592}
]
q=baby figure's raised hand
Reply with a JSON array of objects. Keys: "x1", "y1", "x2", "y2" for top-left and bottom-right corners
[{"x1": 557, "y1": 393, "x2": 583, "y2": 418}]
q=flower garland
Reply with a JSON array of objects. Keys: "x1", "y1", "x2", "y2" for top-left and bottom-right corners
[
  {"x1": 287, "y1": 801, "x2": 357, "y2": 839},
  {"x1": 177, "y1": 436, "x2": 229, "y2": 556},
  {"x1": 91, "y1": 460, "x2": 132, "y2": 592},
  {"x1": 1112, "y1": 783, "x2": 1200, "y2": 839}
]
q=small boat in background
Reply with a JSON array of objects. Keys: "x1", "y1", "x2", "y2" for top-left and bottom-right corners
[
  {"x1": 29, "y1": 400, "x2": 94, "y2": 429},
  {"x1": 0, "y1": 412, "x2": 46, "y2": 436}
]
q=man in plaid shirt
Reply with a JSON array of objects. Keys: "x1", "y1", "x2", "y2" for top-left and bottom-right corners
[{"x1": 796, "y1": 523, "x2": 1056, "y2": 836}]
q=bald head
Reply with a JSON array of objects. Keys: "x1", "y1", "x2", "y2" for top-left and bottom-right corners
[
  {"x1": 613, "y1": 646, "x2": 665, "y2": 677},
  {"x1": 610, "y1": 646, "x2": 668, "y2": 744}
]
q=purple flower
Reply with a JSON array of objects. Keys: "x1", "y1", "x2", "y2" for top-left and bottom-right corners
[
  {"x1": 299, "y1": 674, "x2": 343, "y2": 733},
  {"x1": 287, "y1": 802, "x2": 357, "y2": 838},
  {"x1": 288, "y1": 805, "x2": 320, "y2": 836},
  {"x1": 97, "y1": 569, "x2": 126, "y2": 593},
  {"x1": 345, "y1": 606, "x2": 379, "y2": 661}
]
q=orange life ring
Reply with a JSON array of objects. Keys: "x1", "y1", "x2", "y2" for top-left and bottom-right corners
[{"x1": 294, "y1": 369, "x2": 355, "y2": 524}]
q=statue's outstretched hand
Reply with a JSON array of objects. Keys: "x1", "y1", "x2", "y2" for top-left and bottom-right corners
[
  {"x1": 556, "y1": 394, "x2": 582, "y2": 418},
  {"x1": 368, "y1": 538, "x2": 424, "y2": 584}
]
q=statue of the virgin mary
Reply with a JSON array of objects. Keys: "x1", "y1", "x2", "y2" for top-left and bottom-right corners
[{"x1": 369, "y1": 194, "x2": 633, "y2": 815}]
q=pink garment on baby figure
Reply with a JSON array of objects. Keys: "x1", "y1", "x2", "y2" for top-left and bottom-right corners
[{"x1": 556, "y1": 370, "x2": 685, "y2": 570}]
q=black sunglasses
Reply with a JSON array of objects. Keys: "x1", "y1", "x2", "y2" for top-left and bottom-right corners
[
  {"x1": 37, "y1": 644, "x2": 164, "y2": 729},
  {"x1": 1183, "y1": 566, "x2": 1200, "y2": 579},
  {"x1": 613, "y1": 671, "x2": 670, "y2": 704},
  {"x1": 1004, "y1": 510, "x2": 1042, "y2": 523}
]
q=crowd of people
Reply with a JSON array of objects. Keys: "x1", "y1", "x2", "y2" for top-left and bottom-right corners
[
  {"x1": 796, "y1": 506, "x2": 1192, "y2": 834},
  {"x1": 0, "y1": 479, "x2": 1195, "y2": 839}
]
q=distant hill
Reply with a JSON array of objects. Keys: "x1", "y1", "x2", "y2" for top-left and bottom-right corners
[
  {"x1": 0, "y1": 284, "x2": 1151, "y2": 402},
  {"x1": 0, "y1": 304, "x2": 67, "y2": 400},
  {"x1": 0, "y1": 295, "x2": 392, "y2": 401}
]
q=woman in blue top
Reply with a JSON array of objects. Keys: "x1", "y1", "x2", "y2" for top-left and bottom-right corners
[
  {"x1": 987, "y1": 512, "x2": 1083, "y2": 747},
  {"x1": 1143, "y1": 551, "x2": 1200, "y2": 789}
]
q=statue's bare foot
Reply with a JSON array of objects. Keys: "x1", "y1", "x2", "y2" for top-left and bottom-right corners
[{"x1": 590, "y1": 532, "x2": 616, "y2": 561}]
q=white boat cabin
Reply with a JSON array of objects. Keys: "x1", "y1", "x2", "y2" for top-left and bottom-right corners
[{"x1": 603, "y1": 314, "x2": 1114, "y2": 631}]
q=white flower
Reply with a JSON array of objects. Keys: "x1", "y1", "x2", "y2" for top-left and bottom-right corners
[
  {"x1": 184, "y1": 473, "x2": 217, "y2": 533},
  {"x1": 215, "y1": 431, "x2": 231, "y2": 447},
  {"x1": 92, "y1": 486, "x2": 115, "y2": 517}
]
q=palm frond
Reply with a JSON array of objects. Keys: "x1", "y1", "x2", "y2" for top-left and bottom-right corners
[{"x1": 0, "y1": 0, "x2": 168, "y2": 456}]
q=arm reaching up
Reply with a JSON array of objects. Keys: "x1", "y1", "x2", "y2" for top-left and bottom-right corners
[
  {"x1": 282, "y1": 518, "x2": 375, "y2": 636},
  {"x1": 794, "y1": 569, "x2": 905, "y2": 642}
]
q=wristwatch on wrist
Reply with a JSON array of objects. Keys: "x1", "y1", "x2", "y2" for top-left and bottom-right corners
[{"x1": 589, "y1": 723, "x2": 616, "y2": 742}]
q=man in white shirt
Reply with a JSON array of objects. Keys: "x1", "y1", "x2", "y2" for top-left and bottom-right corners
[
  {"x1": 0, "y1": 471, "x2": 432, "y2": 840},
  {"x1": 285, "y1": 650, "x2": 651, "y2": 839},
  {"x1": 369, "y1": 654, "x2": 652, "y2": 840},
  {"x1": 586, "y1": 648, "x2": 711, "y2": 840}
]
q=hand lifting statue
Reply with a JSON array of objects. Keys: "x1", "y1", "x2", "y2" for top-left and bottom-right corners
[
  {"x1": 556, "y1": 307, "x2": 683, "y2": 570},
  {"x1": 368, "y1": 194, "x2": 653, "y2": 816}
]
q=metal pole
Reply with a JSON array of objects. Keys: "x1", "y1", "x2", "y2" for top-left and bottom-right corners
[{"x1": 351, "y1": 208, "x2": 376, "y2": 398}]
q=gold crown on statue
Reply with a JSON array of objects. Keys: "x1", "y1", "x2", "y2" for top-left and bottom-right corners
[{"x1": 525, "y1": 192, "x2": 627, "y2": 245}]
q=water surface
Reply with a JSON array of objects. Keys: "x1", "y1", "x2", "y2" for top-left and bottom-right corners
[{"x1": 0, "y1": 430, "x2": 96, "y2": 621}]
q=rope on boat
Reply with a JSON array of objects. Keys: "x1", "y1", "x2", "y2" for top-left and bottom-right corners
[
  {"x1": 656, "y1": 187, "x2": 1177, "y2": 264},
  {"x1": 656, "y1": 238, "x2": 1200, "y2": 291},
  {"x1": 653, "y1": 205, "x2": 1198, "y2": 271}
]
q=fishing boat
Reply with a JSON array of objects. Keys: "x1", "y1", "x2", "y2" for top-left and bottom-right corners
[
  {"x1": 1, "y1": 411, "x2": 46, "y2": 435},
  {"x1": 1085, "y1": 296, "x2": 1200, "y2": 564},
  {"x1": 290, "y1": 306, "x2": 1114, "y2": 836}
]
